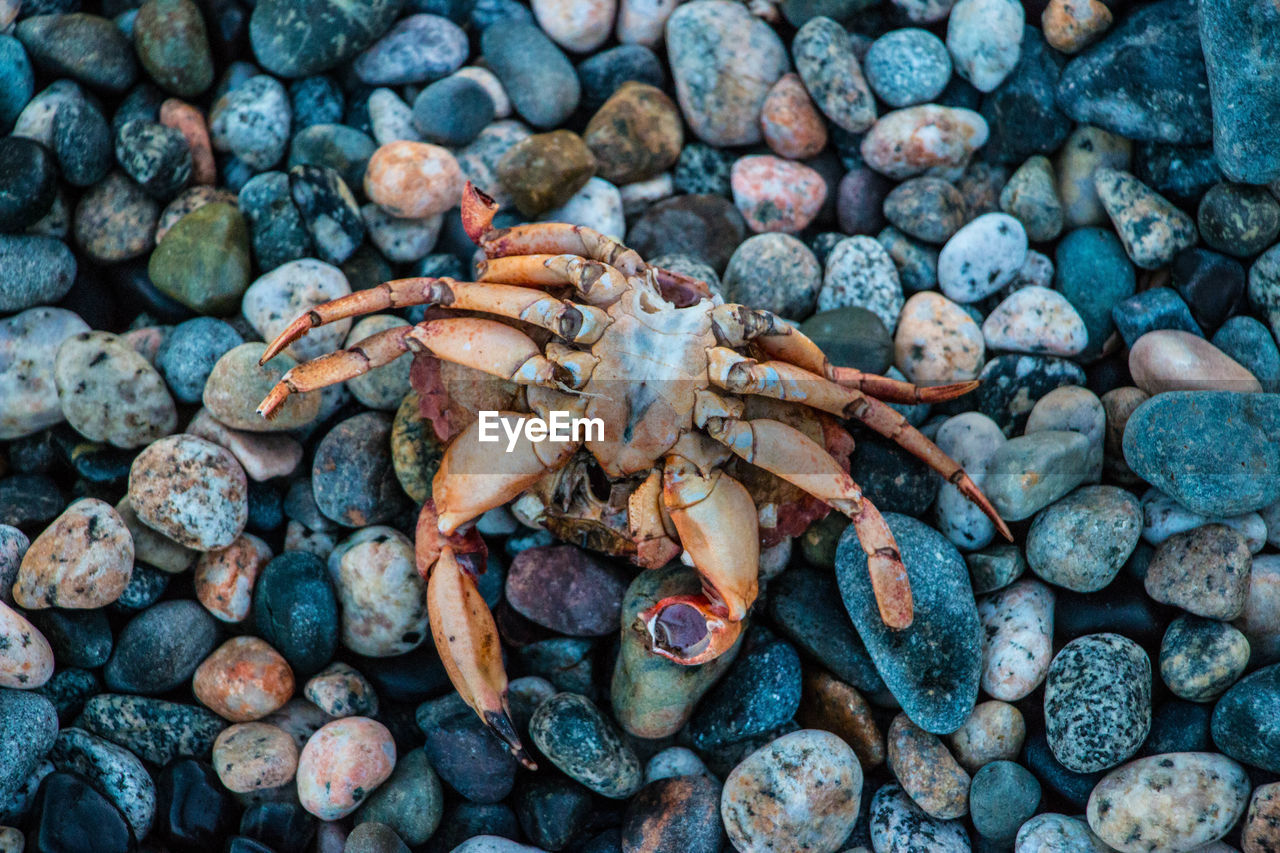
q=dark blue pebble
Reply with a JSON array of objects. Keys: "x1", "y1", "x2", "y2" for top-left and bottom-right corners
[
  {"x1": 979, "y1": 26, "x2": 1071, "y2": 165},
  {"x1": 156, "y1": 316, "x2": 244, "y2": 403},
  {"x1": 358, "y1": 642, "x2": 452, "y2": 703},
  {"x1": 7, "y1": 431, "x2": 58, "y2": 474},
  {"x1": 576, "y1": 44, "x2": 665, "y2": 110},
  {"x1": 469, "y1": 0, "x2": 535, "y2": 29},
  {"x1": 1214, "y1": 316, "x2": 1280, "y2": 392},
  {"x1": 513, "y1": 774, "x2": 594, "y2": 851},
  {"x1": 61, "y1": 438, "x2": 136, "y2": 484},
  {"x1": 0, "y1": 35, "x2": 33, "y2": 133},
  {"x1": 1212, "y1": 662, "x2": 1280, "y2": 773},
  {"x1": 240, "y1": 801, "x2": 316, "y2": 853},
  {"x1": 1142, "y1": 700, "x2": 1212, "y2": 756},
  {"x1": 1054, "y1": 586, "x2": 1166, "y2": 649},
  {"x1": 0, "y1": 688, "x2": 58, "y2": 803},
  {"x1": 0, "y1": 473, "x2": 64, "y2": 530},
  {"x1": 252, "y1": 551, "x2": 340, "y2": 677},
  {"x1": 238, "y1": 170, "x2": 314, "y2": 272},
  {"x1": 112, "y1": 81, "x2": 165, "y2": 135},
  {"x1": 1019, "y1": 723, "x2": 1103, "y2": 812},
  {"x1": 27, "y1": 772, "x2": 133, "y2": 853},
  {"x1": 0, "y1": 136, "x2": 57, "y2": 232},
  {"x1": 105, "y1": 600, "x2": 219, "y2": 693},
  {"x1": 417, "y1": 693, "x2": 519, "y2": 803},
  {"x1": 852, "y1": 434, "x2": 939, "y2": 516},
  {"x1": 154, "y1": 759, "x2": 239, "y2": 851},
  {"x1": 1136, "y1": 142, "x2": 1223, "y2": 206},
  {"x1": 1171, "y1": 248, "x2": 1245, "y2": 333},
  {"x1": 482, "y1": 22, "x2": 580, "y2": 129},
  {"x1": 245, "y1": 481, "x2": 284, "y2": 533},
  {"x1": 1111, "y1": 286, "x2": 1204, "y2": 347},
  {"x1": 28, "y1": 607, "x2": 113, "y2": 669},
  {"x1": 673, "y1": 143, "x2": 733, "y2": 197},
  {"x1": 968, "y1": 760, "x2": 1042, "y2": 843},
  {"x1": 514, "y1": 637, "x2": 597, "y2": 696},
  {"x1": 109, "y1": 561, "x2": 171, "y2": 613},
  {"x1": 52, "y1": 96, "x2": 111, "y2": 187},
  {"x1": 413, "y1": 75, "x2": 494, "y2": 147},
  {"x1": 289, "y1": 75, "x2": 345, "y2": 129},
  {"x1": 33, "y1": 667, "x2": 100, "y2": 725},
  {"x1": 687, "y1": 640, "x2": 802, "y2": 751},
  {"x1": 311, "y1": 411, "x2": 407, "y2": 527}
]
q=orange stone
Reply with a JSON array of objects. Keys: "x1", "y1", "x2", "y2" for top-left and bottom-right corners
[
  {"x1": 796, "y1": 671, "x2": 884, "y2": 768},
  {"x1": 760, "y1": 73, "x2": 828, "y2": 161},
  {"x1": 193, "y1": 532, "x2": 272, "y2": 622},
  {"x1": 193, "y1": 635, "x2": 294, "y2": 722},
  {"x1": 160, "y1": 98, "x2": 216, "y2": 185},
  {"x1": 1042, "y1": 0, "x2": 1112, "y2": 54},
  {"x1": 730, "y1": 155, "x2": 827, "y2": 233},
  {"x1": 363, "y1": 140, "x2": 463, "y2": 219},
  {"x1": 296, "y1": 717, "x2": 396, "y2": 820}
]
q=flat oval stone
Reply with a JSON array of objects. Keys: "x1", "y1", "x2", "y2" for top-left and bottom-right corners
[
  {"x1": 1145, "y1": 523, "x2": 1251, "y2": 620},
  {"x1": 1123, "y1": 391, "x2": 1280, "y2": 517},
  {"x1": 1086, "y1": 753, "x2": 1249, "y2": 853},
  {"x1": 0, "y1": 600, "x2": 53, "y2": 688},
  {"x1": 1044, "y1": 633, "x2": 1151, "y2": 773},
  {"x1": 982, "y1": 286, "x2": 1088, "y2": 357},
  {"x1": 296, "y1": 716, "x2": 395, "y2": 820},
  {"x1": 212, "y1": 721, "x2": 298, "y2": 792},
  {"x1": 622, "y1": 773, "x2": 720, "y2": 853},
  {"x1": 77, "y1": 693, "x2": 225, "y2": 765},
  {"x1": 193, "y1": 635, "x2": 295, "y2": 722},
  {"x1": 948, "y1": 700, "x2": 1025, "y2": 773},
  {"x1": 204, "y1": 342, "x2": 321, "y2": 432},
  {"x1": 887, "y1": 714, "x2": 970, "y2": 818},
  {"x1": 0, "y1": 234, "x2": 75, "y2": 312},
  {"x1": 665, "y1": 0, "x2": 787, "y2": 147},
  {"x1": 793, "y1": 15, "x2": 877, "y2": 133},
  {"x1": 253, "y1": 551, "x2": 340, "y2": 677},
  {"x1": 530, "y1": 692, "x2": 642, "y2": 799},
  {"x1": 105, "y1": 599, "x2": 219, "y2": 694},
  {"x1": 983, "y1": 430, "x2": 1091, "y2": 522},
  {"x1": 938, "y1": 213, "x2": 1028, "y2": 304},
  {"x1": 353, "y1": 13, "x2": 467, "y2": 86},
  {"x1": 248, "y1": 0, "x2": 402, "y2": 78},
  {"x1": 970, "y1": 760, "x2": 1041, "y2": 844},
  {"x1": 14, "y1": 498, "x2": 133, "y2": 610},
  {"x1": 686, "y1": 640, "x2": 802, "y2": 752},
  {"x1": 331, "y1": 527, "x2": 426, "y2": 656},
  {"x1": 15, "y1": 13, "x2": 137, "y2": 93},
  {"x1": 978, "y1": 579, "x2": 1053, "y2": 702},
  {"x1": 312, "y1": 412, "x2": 407, "y2": 528},
  {"x1": 1128, "y1": 329, "x2": 1261, "y2": 395},
  {"x1": 1027, "y1": 485, "x2": 1142, "y2": 592},
  {"x1": 720, "y1": 729, "x2": 861, "y2": 852},
  {"x1": 835, "y1": 512, "x2": 981, "y2": 733},
  {"x1": 933, "y1": 411, "x2": 1005, "y2": 550},
  {"x1": 129, "y1": 434, "x2": 248, "y2": 551},
  {"x1": 148, "y1": 202, "x2": 252, "y2": 314},
  {"x1": 861, "y1": 105, "x2": 989, "y2": 180},
  {"x1": 54, "y1": 330, "x2": 176, "y2": 449},
  {"x1": 869, "y1": 783, "x2": 970, "y2": 852}
]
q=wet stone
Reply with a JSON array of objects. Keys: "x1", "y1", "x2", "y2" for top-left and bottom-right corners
[
  {"x1": 1095, "y1": 169, "x2": 1197, "y2": 270},
  {"x1": 153, "y1": 758, "x2": 237, "y2": 850},
  {"x1": 869, "y1": 783, "x2": 970, "y2": 853},
  {"x1": 686, "y1": 640, "x2": 802, "y2": 752},
  {"x1": 1044, "y1": 633, "x2": 1151, "y2": 773},
  {"x1": 252, "y1": 551, "x2": 340, "y2": 677},
  {"x1": 513, "y1": 775, "x2": 593, "y2": 850},
  {"x1": 627, "y1": 193, "x2": 745, "y2": 272},
  {"x1": 979, "y1": 27, "x2": 1073, "y2": 166},
  {"x1": 115, "y1": 119, "x2": 192, "y2": 199},
  {"x1": 312, "y1": 412, "x2": 407, "y2": 528},
  {"x1": 759, "y1": 73, "x2": 828, "y2": 161},
  {"x1": 417, "y1": 692, "x2": 518, "y2": 804},
  {"x1": 1027, "y1": 485, "x2": 1141, "y2": 593},
  {"x1": 303, "y1": 662, "x2": 377, "y2": 718},
  {"x1": 148, "y1": 201, "x2": 252, "y2": 314},
  {"x1": 793, "y1": 15, "x2": 877, "y2": 133},
  {"x1": 496, "y1": 130, "x2": 596, "y2": 218},
  {"x1": 238, "y1": 171, "x2": 313, "y2": 271},
  {"x1": 836, "y1": 512, "x2": 981, "y2": 733}
]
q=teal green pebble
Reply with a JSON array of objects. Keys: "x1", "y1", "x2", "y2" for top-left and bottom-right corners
[
  {"x1": 147, "y1": 202, "x2": 251, "y2": 314},
  {"x1": 1054, "y1": 226, "x2": 1135, "y2": 359}
]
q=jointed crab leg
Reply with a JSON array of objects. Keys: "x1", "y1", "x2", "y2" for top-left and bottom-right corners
[
  {"x1": 478, "y1": 255, "x2": 631, "y2": 306},
  {"x1": 703, "y1": 416, "x2": 913, "y2": 628},
  {"x1": 258, "y1": 324, "x2": 414, "y2": 416},
  {"x1": 827, "y1": 367, "x2": 979, "y2": 405},
  {"x1": 707, "y1": 348, "x2": 1013, "y2": 542}
]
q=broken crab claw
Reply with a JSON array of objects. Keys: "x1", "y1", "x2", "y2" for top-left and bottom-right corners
[{"x1": 638, "y1": 594, "x2": 745, "y2": 665}]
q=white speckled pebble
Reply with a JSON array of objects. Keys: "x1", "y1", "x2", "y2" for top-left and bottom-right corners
[
  {"x1": 1141, "y1": 488, "x2": 1266, "y2": 553},
  {"x1": 870, "y1": 783, "x2": 971, "y2": 853},
  {"x1": 1015, "y1": 813, "x2": 1111, "y2": 853},
  {"x1": 982, "y1": 286, "x2": 1088, "y2": 357},
  {"x1": 361, "y1": 205, "x2": 442, "y2": 263},
  {"x1": 1025, "y1": 386, "x2": 1105, "y2": 484},
  {"x1": 128, "y1": 434, "x2": 248, "y2": 552},
  {"x1": 978, "y1": 579, "x2": 1053, "y2": 701},
  {"x1": 330, "y1": 527, "x2": 427, "y2": 657},
  {"x1": 209, "y1": 75, "x2": 292, "y2": 170},
  {"x1": 818, "y1": 236, "x2": 904, "y2": 332},
  {"x1": 946, "y1": 0, "x2": 1025, "y2": 92},
  {"x1": 933, "y1": 412, "x2": 1006, "y2": 550},
  {"x1": 242, "y1": 259, "x2": 353, "y2": 363},
  {"x1": 939, "y1": 213, "x2": 1028, "y2": 303},
  {"x1": 0, "y1": 599, "x2": 53, "y2": 688},
  {"x1": 1086, "y1": 753, "x2": 1250, "y2": 853},
  {"x1": 860, "y1": 105, "x2": 988, "y2": 180},
  {"x1": 894, "y1": 291, "x2": 985, "y2": 384},
  {"x1": 54, "y1": 330, "x2": 177, "y2": 449},
  {"x1": 0, "y1": 307, "x2": 90, "y2": 440},
  {"x1": 368, "y1": 88, "x2": 422, "y2": 146},
  {"x1": 543, "y1": 177, "x2": 626, "y2": 241}
]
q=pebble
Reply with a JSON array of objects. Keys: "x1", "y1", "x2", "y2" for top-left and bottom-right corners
[
  {"x1": 1169, "y1": 248, "x2": 1245, "y2": 336},
  {"x1": 339, "y1": 316, "x2": 411, "y2": 409},
  {"x1": 861, "y1": 105, "x2": 989, "y2": 179},
  {"x1": 296, "y1": 717, "x2": 395, "y2": 820},
  {"x1": 1044, "y1": 633, "x2": 1151, "y2": 773},
  {"x1": 948, "y1": 700, "x2": 1025, "y2": 773},
  {"x1": 720, "y1": 730, "x2": 861, "y2": 853},
  {"x1": 869, "y1": 783, "x2": 971, "y2": 853},
  {"x1": 530, "y1": 692, "x2": 642, "y2": 799},
  {"x1": 0, "y1": 137, "x2": 56, "y2": 232},
  {"x1": 506, "y1": 545, "x2": 627, "y2": 636},
  {"x1": 1244, "y1": 782, "x2": 1280, "y2": 853},
  {"x1": 497, "y1": 130, "x2": 596, "y2": 217},
  {"x1": 210, "y1": 75, "x2": 291, "y2": 170},
  {"x1": 187, "y1": 408, "x2": 304, "y2": 481},
  {"x1": 645, "y1": 746, "x2": 710, "y2": 783},
  {"x1": 416, "y1": 692, "x2": 517, "y2": 803},
  {"x1": 544, "y1": 176, "x2": 626, "y2": 239},
  {"x1": 1016, "y1": 813, "x2": 1110, "y2": 852},
  {"x1": 242, "y1": 258, "x2": 352, "y2": 364},
  {"x1": 722, "y1": 233, "x2": 821, "y2": 319},
  {"x1": 253, "y1": 551, "x2": 340, "y2": 677},
  {"x1": 1025, "y1": 385, "x2": 1105, "y2": 483},
  {"x1": 0, "y1": 35, "x2": 32, "y2": 132},
  {"x1": 13, "y1": 497, "x2": 133, "y2": 610},
  {"x1": 0, "y1": 600, "x2": 53, "y2": 689},
  {"x1": 0, "y1": 689, "x2": 57, "y2": 806},
  {"x1": 148, "y1": 201, "x2": 252, "y2": 314},
  {"x1": 15, "y1": 13, "x2": 137, "y2": 92},
  {"x1": 49, "y1": 726, "x2": 155, "y2": 838},
  {"x1": 1086, "y1": 753, "x2": 1249, "y2": 853},
  {"x1": 53, "y1": 329, "x2": 176, "y2": 449},
  {"x1": 883, "y1": 177, "x2": 967, "y2": 245},
  {"x1": 759, "y1": 73, "x2": 828, "y2": 161},
  {"x1": 25, "y1": 771, "x2": 132, "y2": 853},
  {"x1": 621, "y1": 773, "x2": 720, "y2": 852},
  {"x1": 212, "y1": 721, "x2": 298, "y2": 792},
  {"x1": 1133, "y1": 329, "x2": 1261, "y2": 396},
  {"x1": 815, "y1": 237, "x2": 903, "y2": 332},
  {"x1": 289, "y1": 165, "x2": 365, "y2": 264},
  {"x1": 288, "y1": 124, "x2": 377, "y2": 191},
  {"x1": 1122, "y1": 391, "x2": 1280, "y2": 517},
  {"x1": 1144, "y1": 523, "x2": 1251, "y2": 620},
  {"x1": 203, "y1": 344, "x2": 320, "y2": 433},
  {"x1": 1042, "y1": 0, "x2": 1111, "y2": 54},
  {"x1": 356, "y1": 748, "x2": 442, "y2": 846},
  {"x1": 481, "y1": 22, "x2": 581, "y2": 130},
  {"x1": 982, "y1": 286, "x2": 1087, "y2": 357},
  {"x1": 133, "y1": 0, "x2": 214, "y2": 97},
  {"x1": 978, "y1": 579, "x2": 1053, "y2": 701},
  {"x1": 729, "y1": 155, "x2": 827, "y2": 235},
  {"x1": 1214, "y1": 316, "x2": 1280, "y2": 393},
  {"x1": 155, "y1": 186, "x2": 234, "y2": 243},
  {"x1": 665, "y1": 0, "x2": 787, "y2": 146},
  {"x1": 894, "y1": 291, "x2": 985, "y2": 384},
  {"x1": 353, "y1": 14, "x2": 467, "y2": 86},
  {"x1": 129, "y1": 434, "x2": 248, "y2": 551},
  {"x1": 412, "y1": 77, "x2": 493, "y2": 148},
  {"x1": 1000, "y1": 156, "x2": 1064, "y2": 242},
  {"x1": 1198, "y1": 182, "x2": 1280, "y2": 258},
  {"x1": 193, "y1": 532, "x2": 272, "y2": 623},
  {"x1": 793, "y1": 15, "x2": 877, "y2": 134},
  {"x1": 247, "y1": 0, "x2": 402, "y2": 78},
  {"x1": 312, "y1": 412, "x2": 407, "y2": 527},
  {"x1": 1201, "y1": 0, "x2": 1280, "y2": 183},
  {"x1": 794, "y1": 671, "x2": 883, "y2": 769},
  {"x1": 1026, "y1": 485, "x2": 1141, "y2": 592},
  {"x1": 331, "y1": 527, "x2": 426, "y2": 656},
  {"x1": 359, "y1": 142, "x2": 464, "y2": 228},
  {"x1": 303, "y1": 662, "x2": 377, "y2": 718},
  {"x1": 835, "y1": 512, "x2": 981, "y2": 733},
  {"x1": 1055, "y1": 125, "x2": 1132, "y2": 229},
  {"x1": 969, "y1": 760, "x2": 1041, "y2": 843},
  {"x1": 938, "y1": 213, "x2": 1028, "y2": 303},
  {"x1": 1159, "y1": 615, "x2": 1249, "y2": 702},
  {"x1": 945, "y1": 0, "x2": 1024, "y2": 92},
  {"x1": 576, "y1": 44, "x2": 664, "y2": 111},
  {"x1": 104, "y1": 599, "x2": 218, "y2": 693},
  {"x1": 362, "y1": 206, "x2": 442, "y2": 264},
  {"x1": 77, "y1": 693, "x2": 224, "y2": 765},
  {"x1": 532, "y1": 0, "x2": 614, "y2": 53},
  {"x1": 160, "y1": 99, "x2": 216, "y2": 186},
  {"x1": 1095, "y1": 169, "x2": 1197, "y2": 269},
  {"x1": 1053, "y1": 228, "x2": 1134, "y2": 358},
  {"x1": 0, "y1": 308, "x2": 89, "y2": 441},
  {"x1": 888, "y1": 714, "x2": 970, "y2": 818},
  {"x1": 629, "y1": 193, "x2": 745, "y2": 271},
  {"x1": 115, "y1": 119, "x2": 192, "y2": 200},
  {"x1": 932, "y1": 411, "x2": 1005, "y2": 550},
  {"x1": 193, "y1": 635, "x2": 295, "y2": 722},
  {"x1": 983, "y1": 428, "x2": 1091, "y2": 519},
  {"x1": 838, "y1": 167, "x2": 893, "y2": 236},
  {"x1": 584, "y1": 82, "x2": 681, "y2": 186},
  {"x1": 686, "y1": 639, "x2": 802, "y2": 751},
  {"x1": 966, "y1": 543, "x2": 1026, "y2": 594},
  {"x1": 864, "y1": 28, "x2": 951, "y2": 108},
  {"x1": 1141, "y1": 489, "x2": 1267, "y2": 554}
]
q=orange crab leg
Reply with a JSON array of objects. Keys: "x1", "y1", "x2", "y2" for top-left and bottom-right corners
[
  {"x1": 478, "y1": 223, "x2": 646, "y2": 275},
  {"x1": 477, "y1": 255, "x2": 632, "y2": 307},
  {"x1": 703, "y1": 416, "x2": 912, "y2": 628},
  {"x1": 707, "y1": 347, "x2": 1012, "y2": 542},
  {"x1": 258, "y1": 323, "x2": 413, "y2": 417},
  {"x1": 826, "y1": 367, "x2": 980, "y2": 405},
  {"x1": 640, "y1": 454, "x2": 755, "y2": 665}
]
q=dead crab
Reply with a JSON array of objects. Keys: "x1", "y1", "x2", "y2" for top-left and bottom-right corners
[{"x1": 257, "y1": 184, "x2": 1011, "y2": 766}]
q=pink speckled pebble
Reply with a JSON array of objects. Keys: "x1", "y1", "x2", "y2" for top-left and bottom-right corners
[
  {"x1": 759, "y1": 73, "x2": 828, "y2": 161},
  {"x1": 730, "y1": 156, "x2": 828, "y2": 234},
  {"x1": 296, "y1": 717, "x2": 397, "y2": 820},
  {"x1": 193, "y1": 532, "x2": 273, "y2": 623},
  {"x1": 860, "y1": 105, "x2": 989, "y2": 180},
  {"x1": 364, "y1": 141, "x2": 464, "y2": 219},
  {"x1": 193, "y1": 635, "x2": 295, "y2": 722}
]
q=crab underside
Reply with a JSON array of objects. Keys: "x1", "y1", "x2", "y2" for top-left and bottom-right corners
[{"x1": 256, "y1": 183, "x2": 1011, "y2": 767}]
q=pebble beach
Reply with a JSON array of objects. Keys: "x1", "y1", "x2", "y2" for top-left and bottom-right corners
[{"x1": 2, "y1": 0, "x2": 1280, "y2": 850}]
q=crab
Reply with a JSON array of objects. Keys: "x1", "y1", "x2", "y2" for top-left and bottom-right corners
[{"x1": 256, "y1": 183, "x2": 1012, "y2": 767}]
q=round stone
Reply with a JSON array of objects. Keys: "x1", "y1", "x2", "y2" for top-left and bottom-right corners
[
  {"x1": 0, "y1": 600, "x2": 53, "y2": 689},
  {"x1": 969, "y1": 760, "x2": 1041, "y2": 843},
  {"x1": 982, "y1": 286, "x2": 1089, "y2": 357},
  {"x1": 730, "y1": 155, "x2": 827, "y2": 234},
  {"x1": 864, "y1": 28, "x2": 951, "y2": 107},
  {"x1": 364, "y1": 140, "x2": 463, "y2": 220},
  {"x1": 947, "y1": 700, "x2": 1025, "y2": 773},
  {"x1": 817, "y1": 236, "x2": 903, "y2": 331},
  {"x1": 147, "y1": 201, "x2": 251, "y2": 314},
  {"x1": 128, "y1": 434, "x2": 248, "y2": 551},
  {"x1": 296, "y1": 717, "x2": 396, "y2": 820},
  {"x1": 869, "y1": 784, "x2": 970, "y2": 852},
  {"x1": 481, "y1": 22, "x2": 581, "y2": 130},
  {"x1": 352, "y1": 13, "x2": 468, "y2": 86},
  {"x1": 1198, "y1": 181, "x2": 1280, "y2": 258},
  {"x1": 210, "y1": 75, "x2": 291, "y2": 170},
  {"x1": 861, "y1": 105, "x2": 989, "y2": 179},
  {"x1": 331, "y1": 527, "x2": 426, "y2": 656},
  {"x1": 133, "y1": 0, "x2": 214, "y2": 97},
  {"x1": 242, "y1": 258, "x2": 352, "y2": 363},
  {"x1": 529, "y1": 693, "x2": 643, "y2": 799},
  {"x1": 894, "y1": 291, "x2": 985, "y2": 383},
  {"x1": 252, "y1": 551, "x2": 340, "y2": 677},
  {"x1": 155, "y1": 317, "x2": 243, "y2": 405},
  {"x1": 1026, "y1": 485, "x2": 1142, "y2": 593},
  {"x1": 193, "y1": 533, "x2": 272, "y2": 623},
  {"x1": 946, "y1": 0, "x2": 1024, "y2": 92},
  {"x1": 1159, "y1": 615, "x2": 1249, "y2": 703},
  {"x1": 304, "y1": 662, "x2": 378, "y2": 718},
  {"x1": 114, "y1": 119, "x2": 192, "y2": 199},
  {"x1": 212, "y1": 722, "x2": 298, "y2": 792},
  {"x1": 1144, "y1": 523, "x2": 1252, "y2": 620},
  {"x1": 412, "y1": 76, "x2": 494, "y2": 148},
  {"x1": 312, "y1": 412, "x2": 408, "y2": 527},
  {"x1": 193, "y1": 636, "x2": 295, "y2": 722},
  {"x1": 202, "y1": 342, "x2": 322, "y2": 432},
  {"x1": 584, "y1": 82, "x2": 682, "y2": 186},
  {"x1": 883, "y1": 177, "x2": 967, "y2": 245},
  {"x1": 759, "y1": 73, "x2": 828, "y2": 161},
  {"x1": 938, "y1": 213, "x2": 1028, "y2": 303},
  {"x1": 0, "y1": 136, "x2": 56, "y2": 231},
  {"x1": 104, "y1": 599, "x2": 218, "y2": 694},
  {"x1": 54, "y1": 330, "x2": 176, "y2": 449},
  {"x1": 722, "y1": 233, "x2": 822, "y2": 319}
]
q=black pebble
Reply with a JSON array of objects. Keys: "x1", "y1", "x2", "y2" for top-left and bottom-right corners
[
  {"x1": 0, "y1": 136, "x2": 57, "y2": 232},
  {"x1": 154, "y1": 759, "x2": 239, "y2": 852},
  {"x1": 27, "y1": 772, "x2": 133, "y2": 853}
]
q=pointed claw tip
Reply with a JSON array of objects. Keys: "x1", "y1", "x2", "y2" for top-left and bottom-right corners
[{"x1": 482, "y1": 709, "x2": 536, "y2": 770}]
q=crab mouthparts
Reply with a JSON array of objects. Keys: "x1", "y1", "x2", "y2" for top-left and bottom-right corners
[{"x1": 647, "y1": 602, "x2": 710, "y2": 659}]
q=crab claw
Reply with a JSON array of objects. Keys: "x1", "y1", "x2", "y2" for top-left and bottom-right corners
[
  {"x1": 462, "y1": 181, "x2": 500, "y2": 244},
  {"x1": 639, "y1": 594, "x2": 745, "y2": 665}
]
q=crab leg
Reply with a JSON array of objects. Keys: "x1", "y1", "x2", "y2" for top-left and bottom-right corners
[
  {"x1": 709, "y1": 304, "x2": 978, "y2": 404},
  {"x1": 703, "y1": 416, "x2": 913, "y2": 628},
  {"x1": 707, "y1": 347, "x2": 1012, "y2": 541},
  {"x1": 259, "y1": 318, "x2": 568, "y2": 419},
  {"x1": 639, "y1": 453, "x2": 755, "y2": 665}
]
